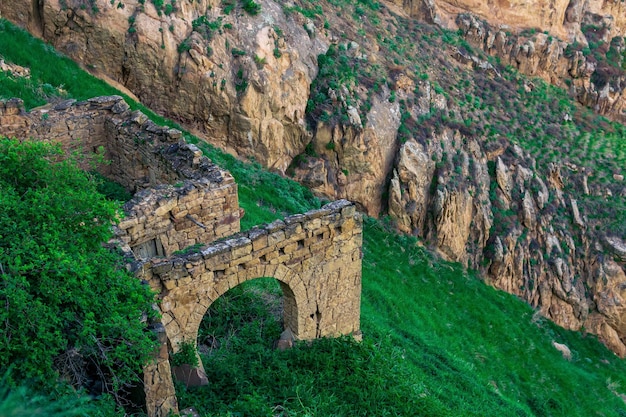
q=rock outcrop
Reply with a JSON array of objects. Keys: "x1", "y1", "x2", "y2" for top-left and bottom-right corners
[
  {"x1": 393, "y1": 0, "x2": 626, "y2": 42},
  {"x1": 456, "y1": 13, "x2": 626, "y2": 123}
]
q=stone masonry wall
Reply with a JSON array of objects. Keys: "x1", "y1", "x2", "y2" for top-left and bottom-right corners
[
  {"x1": 0, "y1": 96, "x2": 232, "y2": 192},
  {"x1": 116, "y1": 179, "x2": 240, "y2": 258},
  {"x1": 0, "y1": 96, "x2": 242, "y2": 256},
  {"x1": 140, "y1": 199, "x2": 363, "y2": 349}
]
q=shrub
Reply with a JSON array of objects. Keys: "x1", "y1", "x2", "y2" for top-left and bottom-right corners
[
  {"x1": 171, "y1": 341, "x2": 199, "y2": 367},
  {"x1": 177, "y1": 39, "x2": 191, "y2": 53},
  {"x1": 242, "y1": 0, "x2": 261, "y2": 15},
  {"x1": 254, "y1": 54, "x2": 266, "y2": 68},
  {"x1": 0, "y1": 138, "x2": 156, "y2": 402},
  {"x1": 231, "y1": 48, "x2": 246, "y2": 57}
]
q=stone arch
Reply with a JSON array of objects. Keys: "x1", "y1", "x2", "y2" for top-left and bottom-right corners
[{"x1": 182, "y1": 267, "x2": 308, "y2": 355}]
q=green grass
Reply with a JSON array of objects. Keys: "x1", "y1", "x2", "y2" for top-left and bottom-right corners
[{"x1": 1, "y1": 17, "x2": 626, "y2": 417}]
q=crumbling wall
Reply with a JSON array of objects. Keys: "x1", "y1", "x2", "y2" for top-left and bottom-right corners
[
  {"x1": 0, "y1": 96, "x2": 242, "y2": 257},
  {"x1": 0, "y1": 96, "x2": 232, "y2": 191},
  {"x1": 116, "y1": 179, "x2": 241, "y2": 258}
]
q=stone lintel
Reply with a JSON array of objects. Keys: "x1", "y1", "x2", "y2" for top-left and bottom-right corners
[
  {"x1": 201, "y1": 242, "x2": 231, "y2": 259},
  {"x1": 152, "y1": 261, "x2": 173, "y2": 275},
  {"x1": 284, "y1": 222, "x2": 303, "y2": 238},
  {"x1": 88, "y1": 95, "x2": 124, "y2": 107},
  {"x1": 303, "y1": 208, "x2": 331, "y2": 219},
  {"x1": 284, "y1": 213, "x2": 306, "y2": 225},
  {"x1": 248, "y1": 227, "x2": 269, "y2": 247},
  {"x1": 223, "y1": 235, "x2": 252, "y2": 247},
  {"x1": 324, "y1": 199, "x2": 353, "y2": 211}
]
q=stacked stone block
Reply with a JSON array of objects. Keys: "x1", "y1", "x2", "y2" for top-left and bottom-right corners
[{"x1": 116, "y1": 178, "x2": 240, "y2": 258}]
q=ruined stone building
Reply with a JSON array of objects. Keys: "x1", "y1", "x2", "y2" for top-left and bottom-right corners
[{"x1": 0, "y1": 96, "x2": 363, "y2": 416}]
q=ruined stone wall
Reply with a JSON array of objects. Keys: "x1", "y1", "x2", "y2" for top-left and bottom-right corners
[
  {"x1": 0, "y1": 96, "x2": 231, "y2": 191},
  {"x1": 140, "y1": 199, "x2": 362, "y2": 348},
  {"x1": 134, "y1": 199, "x2": 363, "y2": 417},
  {"x1": 116, "y1": 179, "x2": 240, "y2": 258},
  {"x1": 0, "y1": 96, "x2": 242, "y2": 258}
]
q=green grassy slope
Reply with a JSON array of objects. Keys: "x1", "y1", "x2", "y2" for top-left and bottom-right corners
[{"x1": 1, "y1": 18, "x2": 626, "y2": 417}]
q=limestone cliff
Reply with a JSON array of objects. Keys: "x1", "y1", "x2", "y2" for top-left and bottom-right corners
[
  {"x1": 2, "y1": 0, "x2": 625, "y2": 357},
  {"x1": 393, "y1": 0, "x2": 626, "y2": 42}
]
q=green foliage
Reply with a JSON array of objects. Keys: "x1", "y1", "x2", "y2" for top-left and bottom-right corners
[
  {"x1": 284, "y1": 3, "x2": 324, "y2": 18},
  {"x1": 192, "y1": 15, "x2": 223, "y2": 41},
  {"x1": 171, "y1": 341, "x2": 200, "y2": 368},
  {"x1": 230, "y1": 48, "x2": 246, "y2": 57},
  {"x1": 0, "y1": 138, "x2": 156, "y2": 399},
  {"x1": 253, "y1": 54, "x2": 266, "y2": 68},
  {"x1": 234, "y1": 67, "x2": 248, "y2": 94},
  {"x1": 177, "y1": 39, "x2": 192, "y2": 53},
  {"x1": 220, "y1": 0, "x2": 259, "y2": 15},
  {"x1": 173, "y1": 242, "x2": 205, "y2": 256},
  {"x1": 0, "y1": 71, "x2": 67, "y2": 108},
  {"x1": 0, "y1": 19, "x2": 128, "y2": 108},
  {"x1": 242, "y1": 0, "x2": 261, "y2": 15},
  {"x1": 0, "y1": 380, "x2": 111, "y2": 417},
  {"x1": 91, "y1": 171, "x2": 133, "y2": 202},
  {"x1": 305, "y1": 44, "x2": 360, "y2": 127}
]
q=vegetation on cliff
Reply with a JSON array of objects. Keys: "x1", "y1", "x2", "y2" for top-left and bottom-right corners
[{"x1": 1, "y1": 15, "x2": 626, "y2": 417}]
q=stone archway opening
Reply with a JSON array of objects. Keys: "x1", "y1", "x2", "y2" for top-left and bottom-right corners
[
  {"x1": 196, "y1": 277, "x2": 289, "y2": 358},
  {"x1": 170, "y1": 277, "x2": 298, "y2": 392}
]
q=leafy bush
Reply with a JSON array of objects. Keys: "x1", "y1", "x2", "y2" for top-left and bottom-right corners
[
  {"x1": 171, "y1": 341, "x2": 200, "y2": 367},
  {"x1": 242, "y1": 0, "x2": 261, "y2": 15},
  {"x1": 0, "y1": 138, "x2": 156, "y2": 402}
]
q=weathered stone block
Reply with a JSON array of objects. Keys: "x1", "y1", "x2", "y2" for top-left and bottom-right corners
[
  {"x1": 230, "y1": 240, "x2": 252, "y2": 258},
  {"x1": 200, "y1": 242, "x2": 230, "y2": 259},
  {"x1": 161, "y1": 278, "x2": 178, "y2": 292},
  {"x1": 304, "y1": 218, "x2": 322, "y2": 231},
  {"x1": 230, "y1": 254, "x2": 253, "y2": 267},
  {"x1": 282, "y1": 242, "x2": 298, "y2": 254},
  {"x1": 153, "y1": 262, "x2": 173, "y2": 275},
  {"x1": 268, "y1": 230, "x2": 286, "y2": 246},
  {"x1": 265, "y1": 219, "x2": 286, "y2": 233}
]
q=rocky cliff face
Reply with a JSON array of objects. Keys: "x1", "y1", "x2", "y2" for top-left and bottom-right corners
[
  {"x1": 456, "y1": 12, "x2": 626, "y2": 124},
  {"x1": 2, "y1": 0, "x2": 625, "y2": 356},
  {"x1": 395, "y1": 0, "x2": 626, "y2": 42}
]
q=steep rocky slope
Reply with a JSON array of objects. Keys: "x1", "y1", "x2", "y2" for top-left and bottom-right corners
[
  {"x1": 1, "y1": 0, "x2": 625, "y2": 356},
  {"x1": 457, "y1": 12, "x2": 626, "y2": 124},
  {"x1": 393, "y1": 0, "x2": 626, "y2": 42}
]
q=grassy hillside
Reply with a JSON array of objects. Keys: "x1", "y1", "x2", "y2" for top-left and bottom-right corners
[{"x1": 1, "y1": 17, "x2": 626, "y2": 417}]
